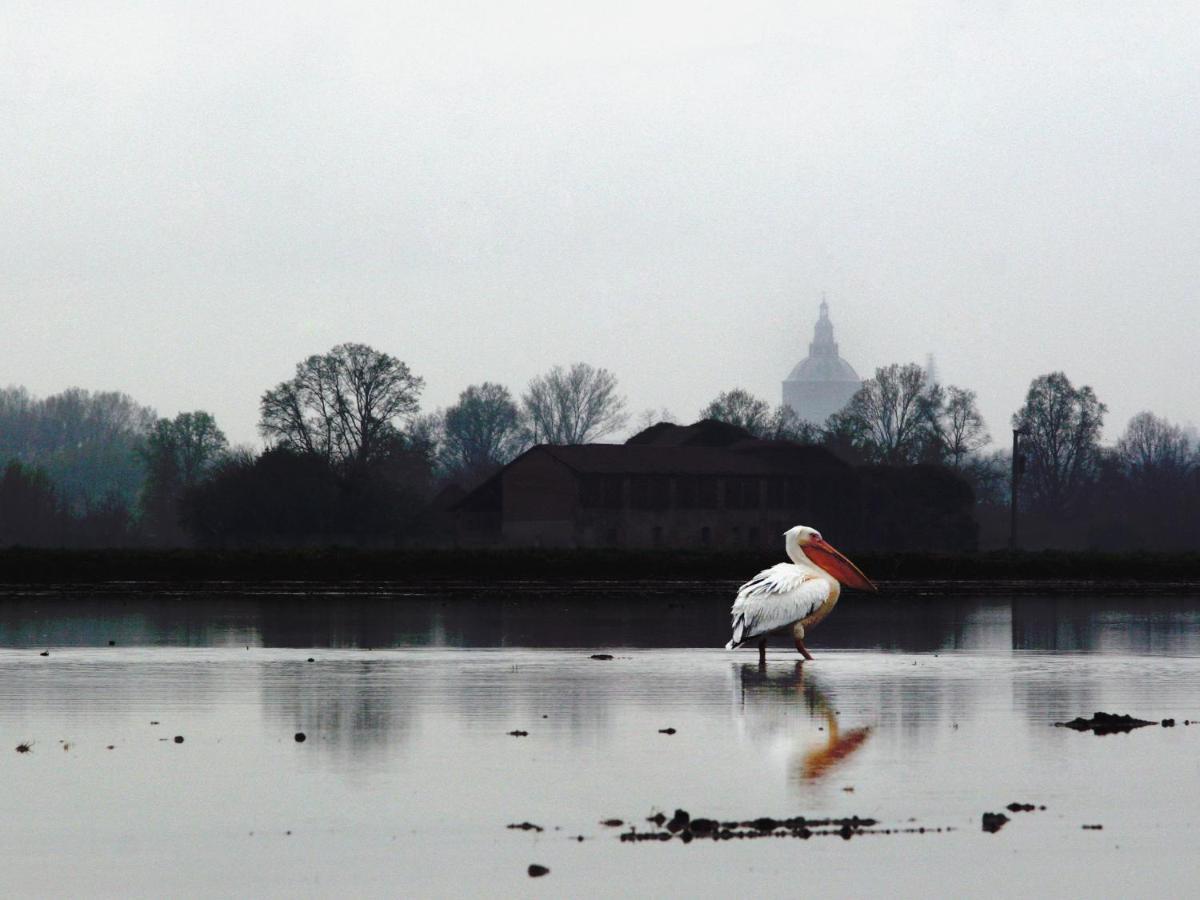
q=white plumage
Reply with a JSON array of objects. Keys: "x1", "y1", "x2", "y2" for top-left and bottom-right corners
[{"x1": 725, "y1": 563, "x2": 832, "y2": 649}]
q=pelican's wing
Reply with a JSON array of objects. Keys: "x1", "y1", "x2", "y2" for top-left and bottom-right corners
[{"x1": 725, "y1": 563, "x2": 830, "y2": 648}]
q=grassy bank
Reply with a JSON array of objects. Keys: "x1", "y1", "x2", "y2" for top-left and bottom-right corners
[{"x1": 1, "y1": 546, "x2": 1200, "y2": 585}]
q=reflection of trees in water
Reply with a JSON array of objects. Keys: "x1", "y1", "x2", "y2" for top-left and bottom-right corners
[
  {"x1": 734, "y1": 663, "x2": 871, "y2": 787},
  {"x1": 259, "y1": 659, "x2": 415, "y2": 762},
  {"x1": 1011, "y1": 596, "x2": 1200, "y2": 655}
]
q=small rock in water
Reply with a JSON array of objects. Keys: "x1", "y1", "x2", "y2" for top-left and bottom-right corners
[
  {"x1": 1082, "y1": 824, "x2": 1103, "y2": 830},
  {"x1": 600, "y1": 819, "x2": 623, "y2": 827},
  {"x1": 507, "y1": 822, "x2": 543, "y2": 832},
  {"x1": 39, "y1": 651, "x2": 49, "y2": 657},
  {"x1": 666, "y1": 809, "x2": 690, "y2": 833},
  {"x1": 981, "y1": 812, "x2": 1009, "y2": 833},
  {"x1": 647, "y1": 812, "x2": 666, "y2": 826},
  {"x1": 507, "y1": 730, "x2": 529, "y2": 737},
  {"x1": 658, "y1": 728, "x2": 676, "y2": 735},
  {"x1": 1161, "y1": 719, "x2": 1176, "y2": 727},
  {"x1": 294, "y1": 732, "x2": 306, "y2": 743},
  {"x1": 306, "y1": 658, "x2": 315, "y2": 663},
  {"x1": 106, "y1": 745, "x2": 115, "y2": 750},
  {"x1": 590, "y1": 654, "x2": 614, "y2": 660},
  {"x1": 173, "y1": 735, "x2": 184, "y2": 744},
  {"x1": 15, "y1": 742, "x2": 33, "y2": 753},
  {"x1": 527, "y1": 864, "x2": 549, "y2": 878}
]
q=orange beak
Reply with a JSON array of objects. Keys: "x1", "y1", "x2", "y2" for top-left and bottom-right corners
[{"x1": 805, "y1": 537, "x2": 877, "y2": 592}]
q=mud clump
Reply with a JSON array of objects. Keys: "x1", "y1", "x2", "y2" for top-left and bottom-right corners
[
  {"x1": 981, "y1": 812, "x2": 1009, "y2": 833},
  {"x1": 527, "y1": 864, "x2": 549, "y2": 878},
  {"x1": 1056, "y1": 712, "x2": 1155, "y2": 735},
  {"x1": 624, "y1": 809, "x2": 892, "y2": 843},
  {"x1": 507, "y1": 822, "x2": 543, "y2": 832}
]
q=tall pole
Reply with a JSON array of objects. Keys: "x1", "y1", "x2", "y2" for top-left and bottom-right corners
[{"x1": 1009, "y1": 428, "x2": 1026, "y2": 550}]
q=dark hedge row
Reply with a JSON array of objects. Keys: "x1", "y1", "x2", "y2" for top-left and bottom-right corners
[{"x1": 1, "y1": 546, "x2": 1199, "y2": 585}]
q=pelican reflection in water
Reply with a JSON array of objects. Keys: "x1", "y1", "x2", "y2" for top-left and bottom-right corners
[{"x1": 736, "y1": 662, "x2": 871, "y2": 786}]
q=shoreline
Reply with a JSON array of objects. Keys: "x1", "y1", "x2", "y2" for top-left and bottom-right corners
[{"x1": 1, "y1": 547, "x2": 1199, "y2": 592}]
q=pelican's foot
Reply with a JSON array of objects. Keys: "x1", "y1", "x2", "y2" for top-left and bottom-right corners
[
  {"x1": 758, "y1": 639, "x2": 767, "y2": 665},
  {"x1": 794, "y1": 638, "x2": 814, "y2": 661}
]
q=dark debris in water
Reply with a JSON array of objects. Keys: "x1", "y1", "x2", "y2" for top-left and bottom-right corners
[
  {"x1": 1082, "y1": 824, "x2": 1104, "y2": 830},
  {"x1": 600, "y1": 819, "x2": 623, "y2": 827},
  {"x1": 507, "y1": 822, "x2": 543, "y2": 832},
  {"x1": 589, "y1": 654, "x2": 614, "y2": 660},
  {"x1": 622, "y1": 808, "x2": 935, "y2": 843},
  {"x1": 507, "y1": 730, "x2": 529, "y2": 737},
  {"x1": 527, "y1": 864, "x2": 549, "y2": 878},
  {"x1": 658, "y1": 728, "x2": 676, "y2": 735},
  {"x1": 1006, "y1": 802, "x2": 1045, "y2": 813},
  {"x1": 1056, "y1": 712, "x2": 1156, "y2": 735},
  {"x1": 981, "y1": 812, "x2": 1009, "y2": 833},
  {"x1": 15, "y1": 741, "x2": 33, "y2": 753}
]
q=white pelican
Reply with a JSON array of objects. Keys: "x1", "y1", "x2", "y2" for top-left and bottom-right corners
[{"x1": 725, "y1": 525, "x2": 876, "y2": 662}]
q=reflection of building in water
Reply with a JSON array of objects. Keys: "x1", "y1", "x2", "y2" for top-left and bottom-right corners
[{"x1": 782, "y1": 300, "x2": 862, "y2": 427}]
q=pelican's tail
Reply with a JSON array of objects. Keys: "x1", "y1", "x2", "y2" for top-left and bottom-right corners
[{"x1": 725, "y1": 615, "x2": 745, "y2": 650}]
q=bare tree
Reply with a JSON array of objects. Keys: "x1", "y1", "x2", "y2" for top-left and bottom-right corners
[
  {"x1": 522, "y1": 363, "x2": 627, "y2": 444},
  {"x1": 635, "y1": 407, "x2": 676, "y2": 431},
  {"x1": 699, "y1": 389, "x2": 771, "y2": 434},
  {"x1": 260, "y1": 343, "x2": 424, "y2": 467},
  {"x1": 1117, "y1": 412, "x2": 1193, "y2": 482},
  {"x1": 1012, "y1": 371, "x2": 1106, "y2": 513},
  {"x1": 941, "y1": 386, "x2": 990, "y2": 467},
  {"x1": 838, "y1": 363, "x2": 940, "y2": 464},
  {"x1": 139, "y1": 411, "x2": 229, "y2": 544},
  {"x1": 440, "y1": 382, "x2": 526, "y2": 476}
]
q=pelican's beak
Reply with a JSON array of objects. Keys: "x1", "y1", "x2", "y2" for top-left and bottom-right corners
[{"x1": 806, "y1": 537, "x2": 877, "y2": 592}]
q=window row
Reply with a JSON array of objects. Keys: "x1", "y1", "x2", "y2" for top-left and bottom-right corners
[{"x1": 579, "y1": 475, "x2": 813, "y2": 510}]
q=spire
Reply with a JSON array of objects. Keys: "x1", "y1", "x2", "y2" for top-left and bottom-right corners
[{"x1": 810, "y1": 297, "x2": 837, "y2": 357}]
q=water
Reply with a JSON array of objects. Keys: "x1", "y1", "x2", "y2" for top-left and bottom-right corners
[{"x1": 2, "y1": 584, "x2": 1199, "y2": 897}]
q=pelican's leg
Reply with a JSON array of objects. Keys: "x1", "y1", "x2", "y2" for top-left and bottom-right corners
[
  {"x1": 758, "y1": 639, "x2": 766, "y2": 665},
  {"x1": 792, "y1": 622, "x2": 814, "y2": 661}
]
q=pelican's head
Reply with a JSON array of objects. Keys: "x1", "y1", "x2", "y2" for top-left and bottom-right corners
[{"x1": 784, "y1": 525, "x2": 877, "y2": 592}]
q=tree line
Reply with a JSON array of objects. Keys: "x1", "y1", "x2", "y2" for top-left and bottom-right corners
[{"x1": 2, "y1": 346, "x2": 1196, "y2": 550}]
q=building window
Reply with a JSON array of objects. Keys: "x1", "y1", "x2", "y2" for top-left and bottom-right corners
[
  {"x1": 726, "y1": 477, "x2": 761, "y2": 510},
  {"x1": 631, "y1": 475, "x2": 671, "y2": 510},
  {"x1": 581, "y1": 475, "x2": 624, "y2": 509}
]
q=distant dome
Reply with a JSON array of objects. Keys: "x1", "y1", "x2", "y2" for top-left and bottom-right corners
[
  {"x1": 786, "y1": 354, "x2": 861, "y2": 383},
  {"x1": 782, "y1": 300, "x2": 862, "y2": 425}
]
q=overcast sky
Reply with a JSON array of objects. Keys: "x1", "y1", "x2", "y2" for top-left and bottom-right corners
[{"x1": 3, "y1": 1, "x2": 1197, "y2": 446}]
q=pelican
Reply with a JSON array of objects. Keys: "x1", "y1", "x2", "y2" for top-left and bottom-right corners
[{"x1": 725, "y1": 525, "x2": 876, "y2": 662}]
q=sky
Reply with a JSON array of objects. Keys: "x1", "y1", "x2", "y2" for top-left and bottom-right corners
[{"x1": 2, "y1": 1, "x2": 1197, "y2": 447}]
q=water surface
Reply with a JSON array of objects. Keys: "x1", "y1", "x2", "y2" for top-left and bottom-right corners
[{"x1": 1, "y1": 585, "x2": 1198, "y2": 897}]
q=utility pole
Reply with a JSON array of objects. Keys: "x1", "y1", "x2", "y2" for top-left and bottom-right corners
[{"x1": 1010, "y1": 427, "x2": 1029, "y2": 550}]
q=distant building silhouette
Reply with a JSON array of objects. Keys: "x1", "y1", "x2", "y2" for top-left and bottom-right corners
[
  {"x1": 451, "y1": 419, "x2": 978, "y2": 552},
  {"x1": 782, "y1": 299, "x2": 861, "y2": 426},
  {"x1": 453, "y1": 420, "x2": 857, "y2": 549}
]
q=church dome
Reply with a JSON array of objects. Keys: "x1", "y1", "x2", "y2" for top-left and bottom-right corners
[
  {"x1": 781, "y1": 300, "x2": 862, "y2": 426},
  {"x1": 783, "y1": 301, "x2": 861, "y2": 384}
]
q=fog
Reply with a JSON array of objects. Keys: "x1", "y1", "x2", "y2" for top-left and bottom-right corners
[{"x1": 2, "y1": 1, "x2": 1197, "y2": 444}]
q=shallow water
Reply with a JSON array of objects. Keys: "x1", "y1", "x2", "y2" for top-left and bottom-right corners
[{"x1": 2, "y1": 586, "x2": 1199, "y2": 897}]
